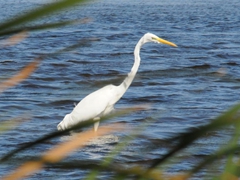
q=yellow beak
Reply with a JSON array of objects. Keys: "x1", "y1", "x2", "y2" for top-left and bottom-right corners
[{"x1": 155, "y1": 37, "x2": 177, "y2": 47}]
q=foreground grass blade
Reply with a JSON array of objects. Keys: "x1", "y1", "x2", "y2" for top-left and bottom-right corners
[
  {"x1": 0, "y1": 18, "x2": 91, "y2": 36},
  {"x1": 45, "y1": 37, "x2": 100, "y2": 58},
  {"x1": 190, "y1": 122, "x2": 240, "y2": 177},
  {"x1": 0, "y1": 116, "x2": 29, "y2": 134},
  {"x1": 0, "y1": 0, "x2": 88, "y2": 35},
  {"x1": 0, "y1": 105, "x2": 150, "y2": 163},
  {"x1": 148, "y1": 103, "x2": 240, "y2": 169},
  {"x1": 0, "y1": 31, "x2": 28, "y2": 47},
  {"x1": 0, "y1": 38, "x2": 103, "y2": 162},
  {"x1": 0, "y1": 37, "x2": 97, "y2": 94},
  {"x1": 2, "y1": 124, "x2": 124, "y2": 180},
  {"x1": 49, "y1": 161, "x2": 165, "y2": 180},
  {"x1": 86, "y1": 110, "x2": 153, "y2": 180},
  {"x1": 190, "y1": 145, "x2": 240, "y2": 175},
  {"x1": 0, "y1": 58, "x2": 41, "y2": 93}
]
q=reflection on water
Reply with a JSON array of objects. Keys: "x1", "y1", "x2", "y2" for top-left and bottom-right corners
[{"x1": 60, "y1": 132, "x2": 119, "y2": 146}]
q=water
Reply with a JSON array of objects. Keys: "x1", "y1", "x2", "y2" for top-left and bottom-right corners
[{"x1": 0, "y1": 0, "x2": 240, "y2": 179}]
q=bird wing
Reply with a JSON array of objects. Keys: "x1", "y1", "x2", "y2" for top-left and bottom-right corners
[{"x1": 71, "y1": 84, "x2": 120, "y2": 122}]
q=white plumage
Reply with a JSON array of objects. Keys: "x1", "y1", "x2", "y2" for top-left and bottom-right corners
[{"x1": 57, "y1": 33, "x2": 177, "y2": 131}]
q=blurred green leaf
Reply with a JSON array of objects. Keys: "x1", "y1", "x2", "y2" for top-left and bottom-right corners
[
  {"x1": 2, "y1": 124, "x2": 123, "y2": 180},
  {"x1": 0, "y1": 18, "x2": 91, "y2": 36},
  {"x1": 148, "y1": 103, "x2": 240, "y2": 169},
  {"x1": 189, "y1": 121, "x2": 240, "y2": 178},
  {"x1": 0, "y1": 116, "x2": 29, "y2": 133},
  {"x1": 223, "y1": 121, "x2": 240, "y2": 178},
  {"x1": 85, "y1": 113, "x2": 152, "y2": 180},
  {"x1": 0, "y1": 0, "x2": 89, "y2": 36},
  {"x1": 48, "y1": 161, "x2": 164, "y2": 180},
  {"x1": 190, "y1": 145, "x2": 240, "y2": 175},
  {"x1": 0, "y1": 105, "x2": 149, "y2": 163}
]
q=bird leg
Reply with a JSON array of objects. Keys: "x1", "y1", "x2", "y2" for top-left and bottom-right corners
[{"x1": 93, "y1": 117, "x2": 100, "y2": 132}]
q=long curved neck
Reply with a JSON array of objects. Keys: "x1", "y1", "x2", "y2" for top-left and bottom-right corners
[{"x1": 118, "y1": 36, "x2": 145, "y2": 95}]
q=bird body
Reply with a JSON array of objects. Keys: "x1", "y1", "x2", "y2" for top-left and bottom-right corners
[
  {"x1": 57, "y1": 33, "x2": 177, "y2": 131},
  {"x1": 57, "y1": 84, "x2": 121, "y2": 131}
]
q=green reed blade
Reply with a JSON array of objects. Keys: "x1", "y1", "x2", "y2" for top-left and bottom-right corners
[
  {"x1": 0, "y1": 0, "x2": 89, "y2": 35},
  {"x1": 148, "y1": 103, "x2": 240, "y2": 169}
]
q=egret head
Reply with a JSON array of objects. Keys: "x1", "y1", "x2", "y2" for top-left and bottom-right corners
[{"x1": 144, "y1": 33, "x2": 177, "y2": 47}]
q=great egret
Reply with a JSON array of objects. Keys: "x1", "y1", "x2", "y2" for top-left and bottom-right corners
[{"x1": 57, "y1": 33, "x2": 177, "y2": 131}]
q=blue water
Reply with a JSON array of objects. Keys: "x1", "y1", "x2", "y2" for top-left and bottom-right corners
[{"x1": 0, "y1": 0, "x2": 240, "y2": 179}]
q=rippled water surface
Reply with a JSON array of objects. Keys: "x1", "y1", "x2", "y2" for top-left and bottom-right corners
[{"x1": 0, "y1": 0, "x2": 240, "y2": 179}]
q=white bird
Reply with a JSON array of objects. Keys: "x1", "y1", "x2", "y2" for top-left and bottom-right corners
[{"x1": 57, "y1": 33, "x2": 177, "y2": 131}]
